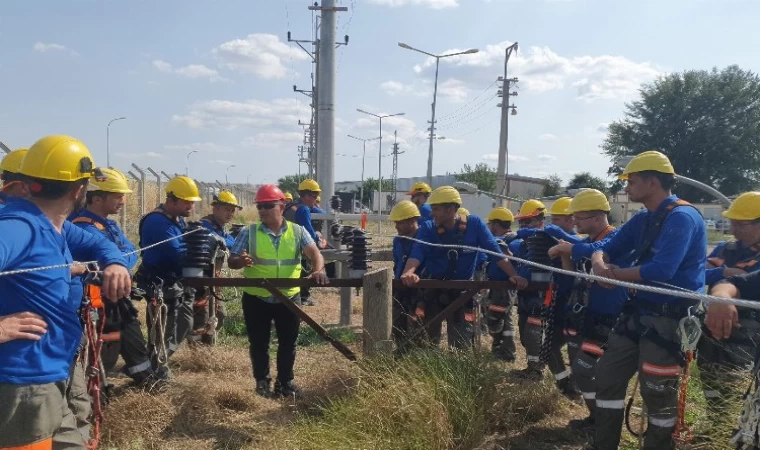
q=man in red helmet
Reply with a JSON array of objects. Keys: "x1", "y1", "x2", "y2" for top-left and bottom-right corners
[{"x1": 228, "y1": 184, "x2": 328, "y2": 398}]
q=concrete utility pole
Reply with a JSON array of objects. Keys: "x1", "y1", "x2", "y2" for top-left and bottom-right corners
[
  {"x1": 496, "y1": 42, "x2": 519, "y2": 199},
  {"x1": 398, "y1": 43, "x2": 479, "y2": 185},
  {"x1": 309, "y1": 0, "x2": 347, "y2": 209}
]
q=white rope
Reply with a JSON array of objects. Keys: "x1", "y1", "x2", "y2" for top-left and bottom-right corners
[
  {"x1": 375, "y1": 233, "x2": 760, "y2": 311},
  {"x1": 0, "y1": 228, "x2": 202, "y2": 278}
]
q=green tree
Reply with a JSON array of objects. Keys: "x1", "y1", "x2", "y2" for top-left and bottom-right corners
[
  {"x1": 455, "y1": 163, "x2": 497, "y2": 192},
  {"x1": 602, "y1": 65, "x2": 760, "y2": 202},
  {"x1": 354, "y1": 178, "x2": 394, "y2": 206},
  {"x1": 567, "y1": 172, "x2": 610, "y2": 194},
  {"x1": 542, "y1": 174, "x2": 563, "y2": 196},
  {"x1": 277, "y1": 174, "x2": 303, "y2": 197}
]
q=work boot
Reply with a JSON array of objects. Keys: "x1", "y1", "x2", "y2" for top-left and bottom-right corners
[
  {"x1": 255, "y1": 379, "x2": 272, "y2": 398},
  {"x1": 274, "y1": 379, "x2": 301, "y2": 398},
  {"x1": 512, "y1": 367, "x2": 543, "y2": 381},
  {"x1": 568, "y1": 416, "x2": 595, "y2": 434},
  {"x1": 492, "y1": 348, "x2": 515, "y2": 363},
  {"x1": 557, "y1": 377, "x2": 582, "y2": 402},
  {"x1": 301, "y1": 297, "x2": 316, "y2": 307}
]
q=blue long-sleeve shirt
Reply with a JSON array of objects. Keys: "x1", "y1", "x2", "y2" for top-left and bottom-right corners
[
  {"x1": 705, "y1": 241, "x2": 760, "y2": 286},
  {"x1": 200, "y1": 215, "x2": 236, "y2": 249},
  {"x1": 393, "y1": 234, "x2": 423, "y2": 279},
  {"x1": 571, "y1": 227, "x2": 627, "y2": 316},
  {"x1": 487, "y1": 235, "x2": 514, "y2": 281},
  {"x1": 292, "y1": 202, "x2": 321, "y2": 246},
  {"x1": 139, "y1": 206, "x2": 187, "y2": 277},
  {"x1": 600, "y1": 195, "x2": 706, "y2": 304},
  {"x1": 0, "y1": 198, "x2": 127, "y2": 384},
  {"x1": 409, "y1": 215, "x2": 504, "y2": 280},
  {"x1": 514, "y1": 225, "x2": 582, "y2": 292},
  {"x1": 417, "y1": 203, "x2": 432, "y2": 225}
]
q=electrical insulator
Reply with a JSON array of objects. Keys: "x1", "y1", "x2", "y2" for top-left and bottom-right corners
[
  {"x1": 330, "y1": 195, "x2": 342, "y2": 212},
  {"x1": 182, "y1": 222, "x2": 215, "y2": 278},
  {"x1": 346, "y1": 228, "x2": 371, "y2": 277},
  {"x1": 526, "y1": 231, "x2": 557, "y2": 282},
  {"x1": 330, "y1": 223, "x2": 344, "y2": 239},
  {"x1": 340, "y1": 226, "x2": 356, "y2": 246}
]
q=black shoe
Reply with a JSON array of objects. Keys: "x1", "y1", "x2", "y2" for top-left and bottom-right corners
[
  {"x1": 492, "y1": 348, "x2": 515, "y2": 363},
  {"x1": 557, "y1": 378, "x2": 582, "y2": 402},
  {"x1": 274, "y1": 379, "x2": 301, "y2": 398},
  {"x1": 255, "y1": 379, "x2": 272, "y2": 398},
  {"x1": 568, "y1": 416, "x2": 595, "y2": 433},
  {"x1": 154, "y1": 365, "x2": 172, "y2": 381},
  {"x1": 301, "y1": 297, "x2": 316, "y2": 307},
  {"x1": 512, "y1": 367, "x2": 543, "y2": 381}
]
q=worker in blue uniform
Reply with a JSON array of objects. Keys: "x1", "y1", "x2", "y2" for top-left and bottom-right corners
[{"x1": 407, "y1": 181, "x2": 433, "y2": 225}]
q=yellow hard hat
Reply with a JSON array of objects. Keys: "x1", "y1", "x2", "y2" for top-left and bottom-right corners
[
  {"x1": 1, "y1": 148, "x2": 29, "y2": 174},
  {"x1": 618, "y1": 151, "x2": 675, "y2": 180},
  {"x1": 284, "y1": 192, "x2": 294, "y2": 201},
  {"x1": 389, "y1": 200, "x2": 421, "y2": 222},
  {"x1": 568, "y1": 189, "x2": 610, "y2": 213},
  {"x1": 407, "y1": 181, "x2": 432, "y2": 195},
  {"x1": 516, "y1": 199, "x2": 546, "y2": 220},
  {"x1": 457, "y1": 207, "x2": 470, "y2": 217},
  {"x1": 548, "y1": 197, "x2": 573, "y2": 216},
  {"x1": 298, "y1": 179, "x2": 321, "y2": 193},
  {"x1": 89, "y1": 168, "x2": 132, "y2": 194},
  {"x1": 166, "y1": 176, "x2": 201, "y2": 202},
  {"x1": 428, "y1": 186, "x2": 462, "y2": 205},
  {"x1": 214, "y1": 190, "x2": 242, "y2": 209},
  {"x1": 723, "y1": 192, "x2": 760, "y2": 221},
  {"x1": 20, "y1": 135, "x2": 100, "y2": 182},
  {"x1": 487, "y1": 207, "x2": 514, "y2": 223}
]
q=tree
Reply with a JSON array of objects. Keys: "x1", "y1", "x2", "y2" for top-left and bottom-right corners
[
  {"x1": 542, "y1": 174, "x2": 563, "y2": 196},
  {"x1": 602, "y1": 65, "x2": 760, "y2": 202},
  {"x1": 353, "y1": 177, "x2": 394, "y2": 206},
  {"x1": 277, "y1": 174, "x2": 303, "y2": 196},
  {"x1": 567, "y1": 172, "x2": 610, "y2": 194},
  {"x1": 455, "y1": 163, "x2": 497, "y2": 192}
]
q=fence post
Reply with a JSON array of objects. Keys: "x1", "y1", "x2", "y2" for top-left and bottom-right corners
[
  {"x1": 130, "y1": 163, "x2": 146, "y2": 216},
  {"x1": 146, "y1": 167, "x2": 162, "y2": 206},
  {"x1": 126, "y1": 170, "x2": 141, "y2": 228},
  {"x1": 362, "y1": 268, "x2": 393, "y2": 356},
  {"x1": 160, "y1": 171, "x2": 171, "y2": 181}
]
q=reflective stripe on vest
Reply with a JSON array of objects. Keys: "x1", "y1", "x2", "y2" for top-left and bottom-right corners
[{"x1": 242, "y1": 222, "x2": 303, "y2": 298}]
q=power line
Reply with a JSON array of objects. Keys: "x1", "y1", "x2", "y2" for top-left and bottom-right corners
[
  {"x1": 436, "y1": 92, "x2": 499, "y2": 125},
  {"x1": 436, "y1": 79, "x2": 498, "y2": 121}
]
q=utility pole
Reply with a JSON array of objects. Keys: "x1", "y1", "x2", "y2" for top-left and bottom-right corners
[
  {"x1": 496, "y1": 42, "x2": 519, "y2": 200},
  {"x1": 289, "y1": 19, "x2": 319, "y2": 178},
  {"x1": 390, "y1": 130, "x2": 404, "y2": 205},
  {"x1": 309, "y1": 0, "x2": 348, "y2": 208}
]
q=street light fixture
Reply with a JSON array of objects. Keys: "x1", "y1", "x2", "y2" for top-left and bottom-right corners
[
  {"x1": 348, "y1": 134, "x2": 381, "y2": 210},
  {"x1": 356, "y1": 109, "x2": 404, "y2": 221},
  {"x1": 185, "y1": 150, "x2": 199, "y2": 177},
  {"x1": 397, "y1": 42, "x2": 480, "y2": 184},
  {"x1": 225, "y1": 164, "x2": 236, "y2": 186},
  {"x1": 106, "y1": 116, "x2": 127, "y2": 168}
]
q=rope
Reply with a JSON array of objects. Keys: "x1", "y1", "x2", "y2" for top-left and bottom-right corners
[
  {"x1": 148, "y1": 291, "x2": 169, "y2": 368},
  {"x1": 673, "y1": 350, "x2": 696, "y2": 444},
  {"x1": 0, "y1": 227, "x2": 202, "y2": 278},
  {"x1": 82, "y1": 302, "x2": 105, "y2": 450},
  {"x1": 376, "y1": 233, "x2": 760, "y2": 311}
]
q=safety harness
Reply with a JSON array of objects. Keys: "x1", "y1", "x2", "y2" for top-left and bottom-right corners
[{"x1": 80, "y1": 270, "x2": 108, "y2": 450}]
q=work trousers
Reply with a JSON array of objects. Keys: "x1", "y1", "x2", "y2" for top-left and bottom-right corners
[
  {"x1": 570, "y1": 319, "x2": 615, "y2": 417},
  {"x1": 241, "y1": 293, "x2": 302, "y2": 383},
  {"x1": 143, "y1": 281, "x2": 194, "y2": 364},
  {"x1": 392, "y1": 287, "x2": 424, "y2": 354},
  {"x1": 422, "y1": 288, "x2": 473, "y2": 350},
  {"x1": 100, "y1": 299, "x2": 152, "y2": 380},
  {"x1": 594, "y1": 313, "x2": 684, "y2": 450},
  {"x1": 486, "y1": 288, "x2": 517, "y2": 360},
  {"x1": 517, "y1": 292, "x2": 567, "y2": 380}
]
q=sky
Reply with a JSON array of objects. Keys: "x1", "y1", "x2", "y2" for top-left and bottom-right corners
[{"x1": 2, "y1": 0, "x2": 760, "y2": 186}]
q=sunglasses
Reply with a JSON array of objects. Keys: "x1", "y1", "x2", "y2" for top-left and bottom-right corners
[{"x1": 256, "y1": 203, "x2": 278, "y2": 210}]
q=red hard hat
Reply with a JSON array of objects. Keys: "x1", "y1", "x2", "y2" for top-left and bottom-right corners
[{"x1": 255, "y1": 184, "x2": 286, "y2": 203}]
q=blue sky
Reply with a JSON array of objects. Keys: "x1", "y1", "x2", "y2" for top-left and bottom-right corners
[{"x1": 2, "y1": 0, "x2": 759, "y2": 186}]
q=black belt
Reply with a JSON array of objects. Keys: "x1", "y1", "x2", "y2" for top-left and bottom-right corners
[{"x1": 634, "y1": 297, "x2": 699, "y2": 319}]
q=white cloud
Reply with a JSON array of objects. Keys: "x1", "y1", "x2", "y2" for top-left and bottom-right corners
[
  {"x1": 438, "y1": 137, "x2": 465, "y2": 145},
  {"x1": 353, "y1": 114, "x2": 421, "y2": 147},
  {"x1": 381, "y1": 80, "x2": 413, "y2": 96},
  {"x1": 438, "y1": 78, "x2": 470, "y2": 103},
  {"x1": 482, "y1": 153, "x2": 529, "y2": 162},
  {"x1": 538, "y1": 154, "x2": 557, "y2": 161},
  {"x1": 212, "y1": 159, "x2": 233, "y2": 165},
  {"x1": 152, "y1": 60, "x2": 225, "y2": 81},
  {"x1": 163, "y1": 142, "x2": 233, "y2": 153},
  {"x1": 412, "y1": 41, "x2": 663, "y2": 102},
  {"x1": 212, "y1": 33, "x2": 309, "y2": 80},
  {"x1": 172, "y1": 98, "x2": 304, "y2": 130},
  {"x1": 145, "y1": 152, "x2": 167, "y2": 159},
  {"x1": 368, "y1": 0, "x2": 458, "y2": 8},
  {"x1": 538, "y1": 133, "x2": 558, "y2": 141},
  {"x1": 33, "y1": 42, "x2": 78, "y2": 56},
  {"x1": 242, "y1": 132, "x2": 303, "y2": 147}
]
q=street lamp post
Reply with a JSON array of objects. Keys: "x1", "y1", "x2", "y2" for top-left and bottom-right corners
[
  {"x1": 356, "y1": 110, "x2": 404, "y2": 220},
  {"x1": 347, "y1": 134, "x2": 381, "y2": 210},
  {"x1": 106, "y1": 116, "x2": 127, "y2": 168},
  {"x1": 225, "y1": 164, "x2": 236, "y2": 186},
  {"x1": 398, "y1": 43, "x2": 479, "y2": 184},
  {"x1": 185, "y1": 150, "x2": 199, "y2": 177}
]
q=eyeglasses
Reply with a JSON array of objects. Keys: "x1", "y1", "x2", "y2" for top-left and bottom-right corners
[
  {"x1": 302, "y1": 191, "x2": 319, "y2": 198},
  {"x1": 256, "y1": 203, "x2": 278, "y2": 210}
]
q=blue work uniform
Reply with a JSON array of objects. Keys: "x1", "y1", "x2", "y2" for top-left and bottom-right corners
[
  {"x1": 417, "y1": 203, "x2": 432, "y2": 226},
  {"x1": 138, "y1": 205, "x2": 187, "y2": 279},
  {"x1": 705, "y1": 241, "x2": 760, "y2": 286},
  {"x1": 392, "y1": 233, "x2": 425, "y2": 353},
  {"x1": 0, "y1": 199, "x2": 126, "y2": 384},
  {"x1": 200, "y1": 215, "x2": 236, "y2": 249}
]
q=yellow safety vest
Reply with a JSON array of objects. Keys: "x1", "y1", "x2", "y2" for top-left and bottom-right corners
[{"x1": 242, "y1": 222, "x2": 303, "y2": 298}]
